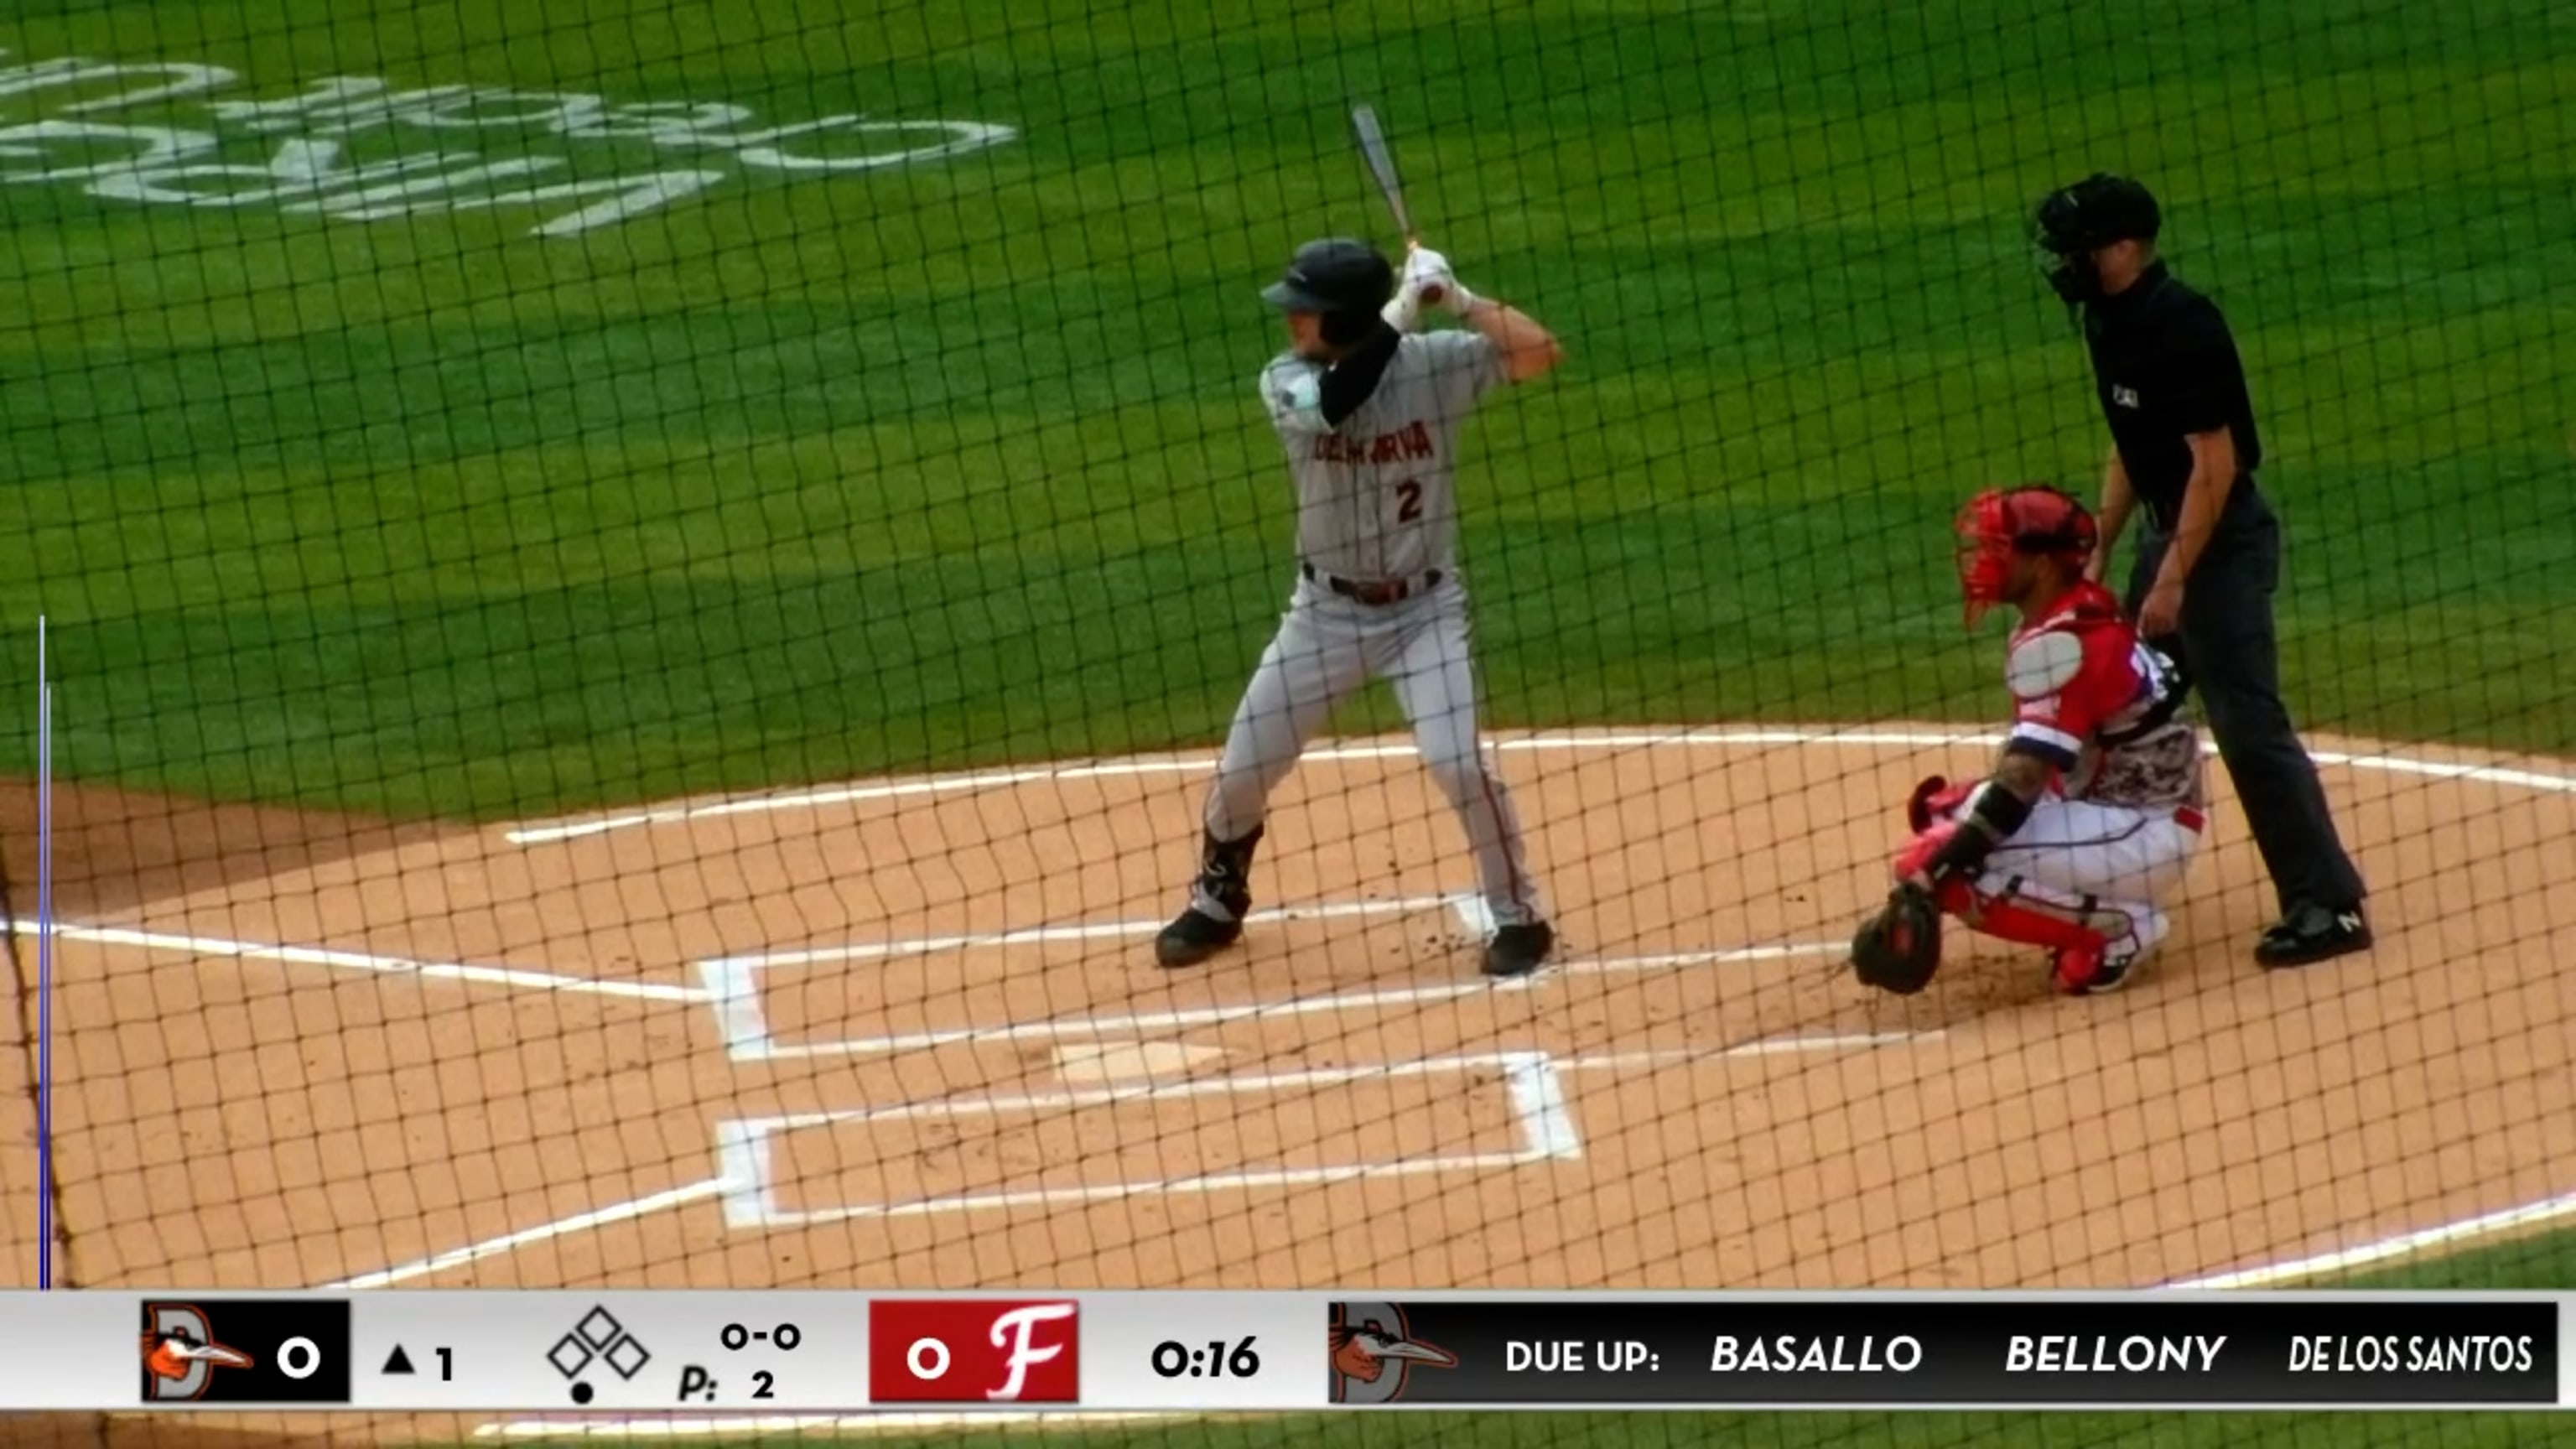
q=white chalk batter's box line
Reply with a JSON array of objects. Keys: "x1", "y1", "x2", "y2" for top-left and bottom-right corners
[
  {"x1": 498, "y1": 727, "x2": 2576, "y2": 846},
  {"x1": 692, "y1": 894, "x2": 1862, "y2": 1062},
  {"x1": 709, "y1": 1052, "x2": 1584, "y2": 1228}
]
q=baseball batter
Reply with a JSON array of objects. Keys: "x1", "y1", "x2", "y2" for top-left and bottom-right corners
[
  {"x1": 1154, "y1": 236, "x2": 1566, "y2": 977},
  {"x1": 1890, "y1": 485, "x2": 2208, "y2": 995}
]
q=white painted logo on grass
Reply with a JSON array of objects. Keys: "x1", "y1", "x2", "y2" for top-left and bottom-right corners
[{"x1": 0, "y1": 49, "x2": 1016, "y2": 236}]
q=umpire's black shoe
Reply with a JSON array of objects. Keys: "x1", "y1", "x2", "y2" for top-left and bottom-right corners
[
  {"x1": 1156, "y1": 906, "x2": 1243, "y2": 969},
  {"x1": 1483, "y1": 922, "x2": 1555, "y2": 978},
  {"x1": 2255, "y1": 902, "x2": 2372, "y2": 969}
]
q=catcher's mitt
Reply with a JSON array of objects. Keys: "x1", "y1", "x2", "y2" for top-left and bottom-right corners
[{"x1": 1851, "y1": 882, "x2": 1944, "y2": 995}]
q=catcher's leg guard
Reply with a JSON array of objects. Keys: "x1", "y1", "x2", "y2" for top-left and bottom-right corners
[
  {"x1": 1896, "y1": 826, "x2": 2114, "y2": 951},
  {"x1": 1968, "y1": 879, "x2": 2154, "y2": 995},
  {"x1": 1958, "y1": 890, "x2": 2113, "y2": 955},
  {"x1": 2049, "y1": 901, "x2": 2169, "y2": 995}
]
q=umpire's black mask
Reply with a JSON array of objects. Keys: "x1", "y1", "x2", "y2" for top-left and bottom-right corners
[{"x1": 2033, "y1": 173, "x2": 2161, "y2": 305}]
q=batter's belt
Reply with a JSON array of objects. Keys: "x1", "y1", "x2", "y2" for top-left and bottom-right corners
[{"x1": 1302, "y1": 561, "x2": 1445, "y2": 606}]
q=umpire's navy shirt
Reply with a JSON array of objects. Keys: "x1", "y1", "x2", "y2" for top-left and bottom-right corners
[{"x1": 2083, "y1": 260, "x2": 2264, "y2": 536}]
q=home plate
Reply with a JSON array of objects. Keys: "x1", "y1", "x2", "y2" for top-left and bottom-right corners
[{"x1": 1054, "y1": 1041, "x2": 1228, "y2": 1083}]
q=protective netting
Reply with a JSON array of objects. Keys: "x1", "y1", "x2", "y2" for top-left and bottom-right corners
[{"x1": 3, "y1": 0, "x2": 2572, "y2": 1445}]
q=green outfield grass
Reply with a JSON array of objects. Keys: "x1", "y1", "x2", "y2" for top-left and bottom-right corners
[
  {"x1": 9, "y1": 9, "x2": 2572, "y2": 1446},
  {"x1": 3, "y1": 0, "x2": 2570, "y2": 820}
]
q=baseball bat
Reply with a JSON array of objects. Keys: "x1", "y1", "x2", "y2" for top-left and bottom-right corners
[{"x1": 1350, "y1": 103, "x2": 1444, "y2": 305}]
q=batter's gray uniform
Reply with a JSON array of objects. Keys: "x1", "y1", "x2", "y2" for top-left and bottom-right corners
[{"x1": 1189, "y1": 327, "x2": 1543, "y2": 927}]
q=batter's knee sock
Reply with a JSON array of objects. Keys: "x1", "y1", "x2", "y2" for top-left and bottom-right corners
[{"x1": 1189, "y1": 825, "x2": 1264, "y2": 922}]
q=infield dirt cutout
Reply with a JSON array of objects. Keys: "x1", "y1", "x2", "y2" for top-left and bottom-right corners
[{"x1": 6, "y1": 722, "x2": 2576, "y2": 1312}]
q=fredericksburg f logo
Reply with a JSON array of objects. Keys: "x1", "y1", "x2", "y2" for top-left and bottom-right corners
[
  {"x1": 1330, "y1": 1301, "x2": 1456, "y2": 1405},
  {"x1": 866, "y1": 1299, "x2": 1081, "y2": 1404},
  {"x1": 979, "y1": 1304, "x2": 1075, "y2": 1401},
  {"x1": 140, "y1": 1304, "x2": 254, "y2": 1400}
]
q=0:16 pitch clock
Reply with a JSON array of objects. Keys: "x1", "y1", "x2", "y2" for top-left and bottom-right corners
[{"x1": 1150, "y1": 1337, "x2": 1261, "y2": 1379}]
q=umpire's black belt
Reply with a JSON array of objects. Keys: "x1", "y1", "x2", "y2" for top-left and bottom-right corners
[{"x1": 1302, "y1": 562, "x2": 1442, "y2": 606}]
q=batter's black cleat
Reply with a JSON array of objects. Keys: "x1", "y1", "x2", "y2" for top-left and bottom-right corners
[
  {"x1": 1156, "y1": 826, "x2": 1265, "y2": 969},
  {"x1": 1483, "y1": 921, "x2": 1555, "y2": 978},
  {"x1": 1156, "y1": 906, "x2": 1244, "y2": 969},
  {"x1": 2255, "y1": 902, "x2": 2372, "y2": 969}
]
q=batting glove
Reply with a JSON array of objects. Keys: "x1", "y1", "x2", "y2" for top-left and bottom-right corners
[
  {"x1": 1405, "y1": 246, "x2": 1473, "y2": 314},
  {"x1": 1380, "y1": 278, "x2": 1426, "y2": 333}
]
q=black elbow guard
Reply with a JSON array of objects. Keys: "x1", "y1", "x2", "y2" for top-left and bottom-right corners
[
  {"x1": 1317, "y1": 322, "x2": 1401, "y2": 426},
  {"x1": 1924, "y1": 781, "x2": 2036, "y2": 880}
]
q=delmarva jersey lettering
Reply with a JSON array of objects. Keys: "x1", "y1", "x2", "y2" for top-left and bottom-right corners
[{"x1": 1259, "y1": 329, "x2": 1505, "y2": 582}]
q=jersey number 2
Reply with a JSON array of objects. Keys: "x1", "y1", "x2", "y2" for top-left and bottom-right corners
[{"x1": 1392, "y1": 480, "x2": 1423, "y2": 522}]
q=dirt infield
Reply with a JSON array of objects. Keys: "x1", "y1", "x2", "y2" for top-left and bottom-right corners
[{"x1": 6, "y1": 723, "x2": 2576, "y2": 1321}]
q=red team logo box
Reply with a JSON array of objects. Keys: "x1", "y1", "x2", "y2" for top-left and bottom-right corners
[{"x1": 869, "y1": 1301, "x2": 1079, "y2": 1403}]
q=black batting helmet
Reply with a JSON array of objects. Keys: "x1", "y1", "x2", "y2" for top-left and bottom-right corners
[{"x1": 1263, "y1": 238, "x2": 1395, "y2": 319}]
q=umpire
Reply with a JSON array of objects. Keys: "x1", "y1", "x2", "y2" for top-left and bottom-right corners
[{"x1": 2031, "y1": 173, "x2": 2371, "y2": 969}]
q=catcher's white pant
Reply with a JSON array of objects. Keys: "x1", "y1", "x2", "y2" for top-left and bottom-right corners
[
  {"x1": 1195, "y1": 569, "x2": 1542, "y2": 927},
  {"x1": 1956, "y1": 795, "x2": 2206, "y2": 959}
]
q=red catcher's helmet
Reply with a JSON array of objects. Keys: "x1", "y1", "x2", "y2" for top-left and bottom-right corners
[{"x1": 1955, "y1": 486, "x2": 2098, "y2": 627}]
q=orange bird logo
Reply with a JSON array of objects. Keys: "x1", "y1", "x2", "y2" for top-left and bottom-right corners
[
  {"x1": 1330, "y1": 1303, "x2": 1455, "y2": 1403},
  {"x1": 142, "y1": 1326, "x2": 252, "y2": 1388}
]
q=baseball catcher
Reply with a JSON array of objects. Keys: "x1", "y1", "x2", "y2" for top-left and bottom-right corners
[{"x1": 1854, "y1": 485, "x2": 2209, "y2": 997}]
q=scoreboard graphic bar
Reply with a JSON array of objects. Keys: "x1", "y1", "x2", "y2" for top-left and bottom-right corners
[{"x1": 0, "y1": 1291, "x2": 2563, "y2": 1412}]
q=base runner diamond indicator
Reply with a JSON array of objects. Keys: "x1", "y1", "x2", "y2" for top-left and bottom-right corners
[{"x1": 548, "y1": 1305, "x2": 653, "y2": 1403}]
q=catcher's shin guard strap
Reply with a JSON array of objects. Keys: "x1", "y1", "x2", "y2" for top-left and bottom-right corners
[
  {"x1": 1956, "y1": 887, "x2": 2112, "y2": 954},
  {"x1": 1895, "y1": 827, "x2": 2111, "y2": 953}
]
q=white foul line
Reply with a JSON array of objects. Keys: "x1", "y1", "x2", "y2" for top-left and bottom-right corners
[
  {"x1": 7, "y1": 918, "x2": 708, "y2": 1004},
  {"x1": 497, "y1": 728, "x2": 2576, "y2": 847},
  {"x1": 502, "y1": 758, "x2": 1214, "y2": 844},
  {"x1": 2161, "y1": 1187, "x2": 2576, "y2": 1290},
  {"x1": 2309, "y1": 750, "x2": 2576, "y2": 796},
  {"x1": 496, "y1": 729, "x2": 2014, "y2": 846},
  {"x1": 324, "y1": 1177, "x2": 733, "y2": 1290}
]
